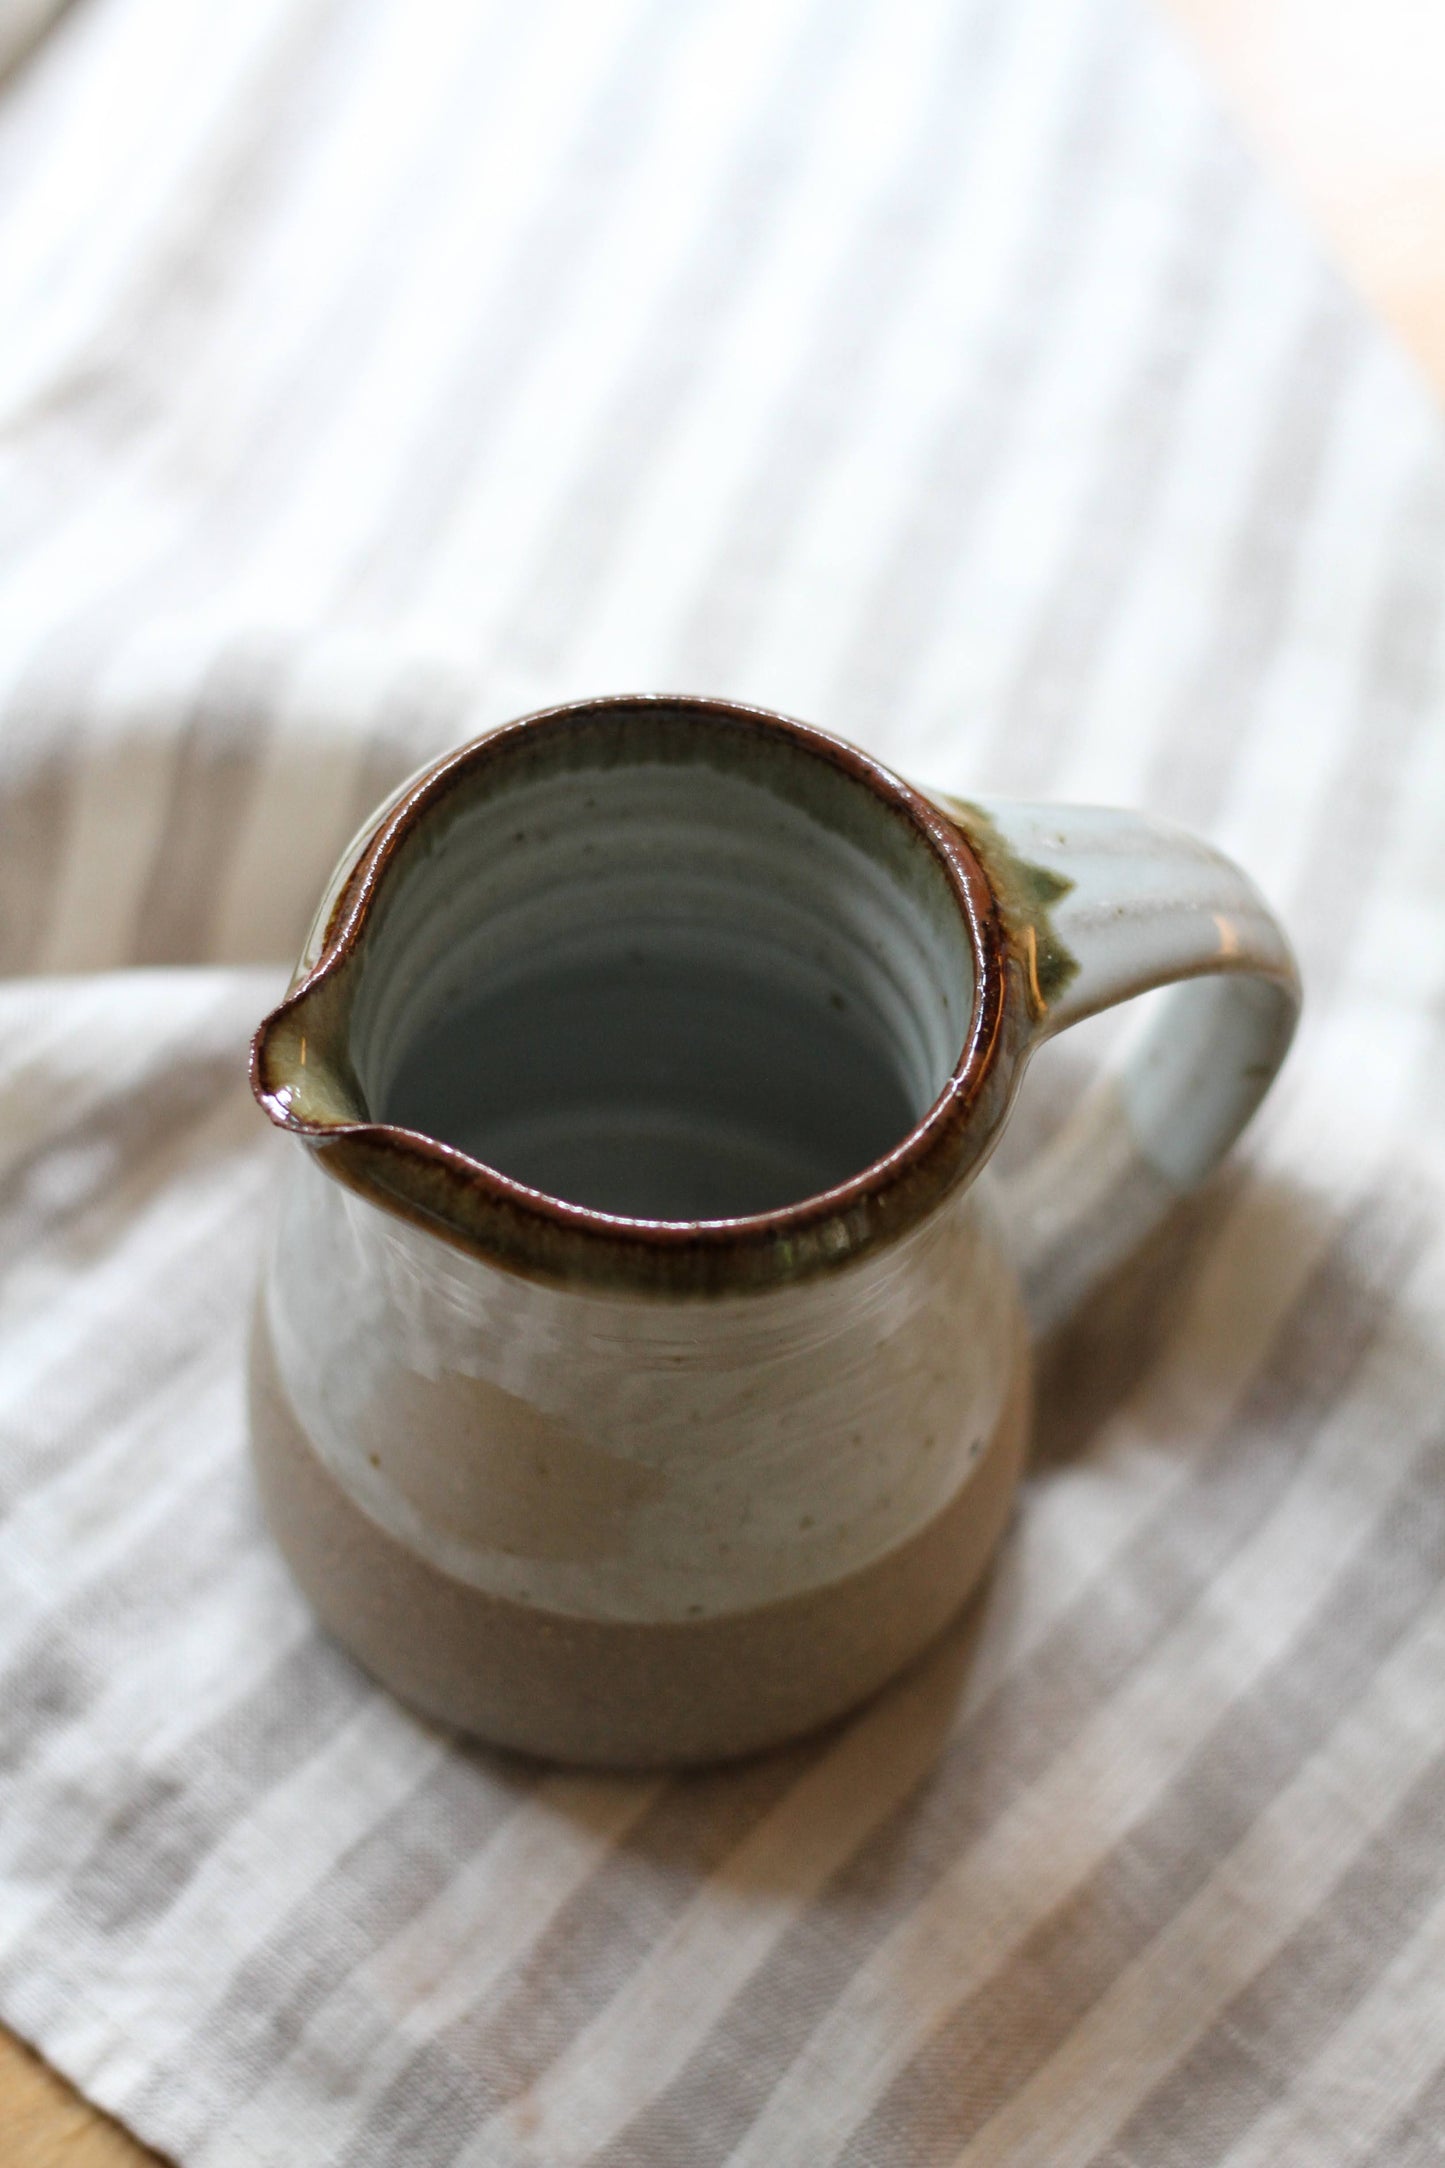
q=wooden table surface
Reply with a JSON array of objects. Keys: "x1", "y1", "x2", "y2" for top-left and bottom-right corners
[{"x1": 4, "y1": 2, "x2": 1443, "y2": 2160}]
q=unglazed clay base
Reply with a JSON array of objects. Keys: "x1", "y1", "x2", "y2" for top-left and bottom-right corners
[{"x1": 249, "y1": 1302, "x2": 1031, "y2": 1768}]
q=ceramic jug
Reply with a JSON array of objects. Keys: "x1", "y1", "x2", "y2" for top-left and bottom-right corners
[{"x1": 250, "y1": 694, "x2": 1299, "y2": 1766}]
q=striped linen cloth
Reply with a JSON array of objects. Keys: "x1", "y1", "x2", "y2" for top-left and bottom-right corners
[{"x1": 1, "y1": 0, "x2": 1443, "y2": 2160}]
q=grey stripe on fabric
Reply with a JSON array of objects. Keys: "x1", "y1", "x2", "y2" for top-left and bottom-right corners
[
  {"x1": 52, "y1": 0, "x2": 538, "y2": 669},
  {"x1": 1288, "y1": 464, "x2": 1445, "y2": 1001},
  {"x1": 833, "y1": 1424, "x2": 1445, "y2": 2168},
  {"x1": 500, "y1": 0, "x2": 877, "y2": 678},
  {"x1": 0, "y1": 1501, "x2": 267, "y2": 1813},
  {"x1": 1087, "y1": 1663, "x2": 1445, "y2": 2166},
  {"x1": 0, "y1": 1477, "x2": 271, "y2": 1799},
  {"x1": 110, "y1": 0, "x2": 379, "y2": 342},
  {"x1": 982, "y1": 126, "x2": 1248, "y2": 791},
  {"x1": 0, "y1": 1631, "x2": 367, "y2": 1974},
  {"x1": 824, "y1": 4, "x2": 1134, "y2": 745},
  {"x1": 0, "y1": 1039, "x2": 241, "y2": 1267},
  {"x1": 0, "y1": 681, "x2": 85, "y2": 975},
  {"x1": 1030, "y1": 1169, "x2": 1245, "y2": 1473},
  {"x1": 131, "y1": 1746, "x2": 538, "y2": 2154},
  {"x1": 0, "y1": 0, "x2": 79, "y2": 93},
  {"x1": 341, "y1": 664, "x2": 487, "y2": 844},
  {"x1": 0, "y1": 632, "x2": 191, "y2": 989},
  {"x1": 339, "y1": 0, "x2": 704, "y2": 616},
  {"x1": 22, "y1": 0, "x2": 365, "y2": 484},
  {"x1": 0, "y1": 1128, "x2": 266, "y2": 1509},
  {"x1": 1, "y1": 1356, "x2": 240, "y2": 1581},
  {"x1": 0, "y1": 0, "x2": 367, "y2": 698},
  {"x1": 585, "y1": 1190, "x2": 1424, "y2": 2168},
  {"x1": 0, "y1": 0, "x2": 93, "y2": 210},
  {"x1": 130, "y1": 642, "x2": 294, "y2": 966},
  {"x1": 331, "y1": 1741, "x2": 818, "y2": 2168},
  {"x1": 1352, "y1": 2055, "x2": 1445, "y2": 2168},
  {"x1": 572, "y1": 0, "x2": 1012, "y2": 689},
  {"x1": 1146, "y1": 277, "x2": 1364, "y2": 827}
]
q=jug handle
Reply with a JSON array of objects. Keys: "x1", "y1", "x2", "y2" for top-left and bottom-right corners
[{"x1": 935, "y1": 797, "x2": 1302, "y2": 1333}]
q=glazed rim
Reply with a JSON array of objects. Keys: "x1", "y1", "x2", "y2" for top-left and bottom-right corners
[{"x1": 251, "y1": 695, "x2": 1021, "y2": 1294}]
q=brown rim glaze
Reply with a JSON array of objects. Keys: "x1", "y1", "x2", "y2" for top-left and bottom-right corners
[{"x1": 250, "y1": 694, "x2": 1029, "y2": 1295}]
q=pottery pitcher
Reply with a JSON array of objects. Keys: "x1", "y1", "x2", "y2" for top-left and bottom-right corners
[{"x1": 250, "y1": 695, "x2": 1299, "y2": 1765}]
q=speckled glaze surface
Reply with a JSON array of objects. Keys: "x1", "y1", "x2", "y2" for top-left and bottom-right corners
[{"x1": 250, "y1": 695, "x2": 1300, "y2": 1765}]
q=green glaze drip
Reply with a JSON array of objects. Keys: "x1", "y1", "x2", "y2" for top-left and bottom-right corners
[{"x1": 944, "y1": 797, "x2": 1080, "y2": 1015}]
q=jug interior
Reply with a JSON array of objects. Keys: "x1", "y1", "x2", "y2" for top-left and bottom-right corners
[{"x1": 348, "y1": 714, "x2": 975, "y2": 1221}]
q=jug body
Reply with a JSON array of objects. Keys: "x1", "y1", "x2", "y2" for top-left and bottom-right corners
[
  {"x1": 251, "y1": 1147, "x2": 1029, "y2": 1764},
  {"x1": 250, "y1": 694, "x2": 1298, "y2": 1764}
]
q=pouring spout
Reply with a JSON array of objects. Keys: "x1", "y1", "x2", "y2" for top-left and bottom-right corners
[{"x1": 251, "y1": 969, "x2": 368, "y2": 1137}]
